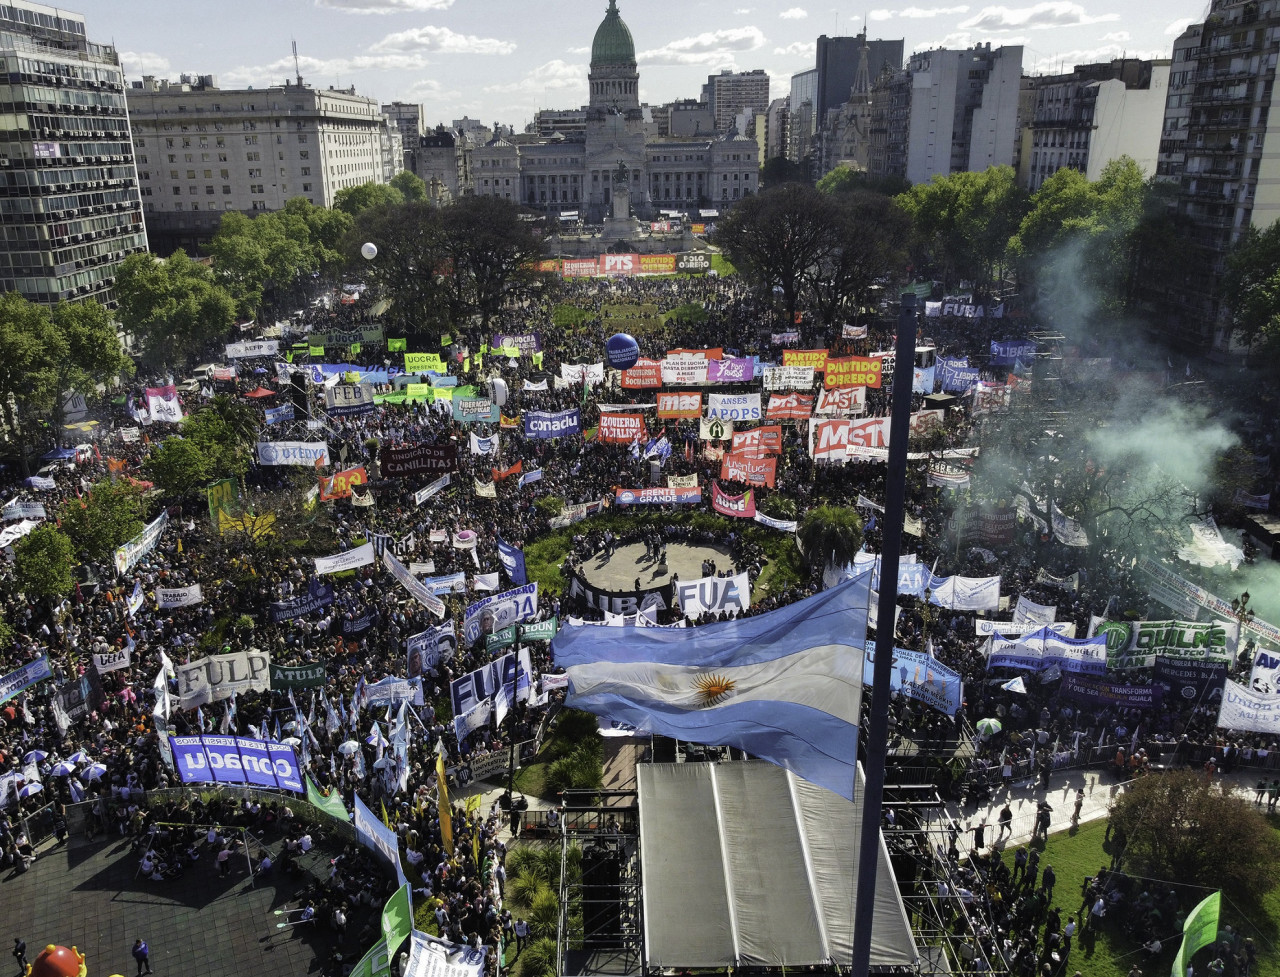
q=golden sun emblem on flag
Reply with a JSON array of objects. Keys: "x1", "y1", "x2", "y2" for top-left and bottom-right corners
[{"x1": 693, "y1": 673, "x2": 737, "y2": 707}]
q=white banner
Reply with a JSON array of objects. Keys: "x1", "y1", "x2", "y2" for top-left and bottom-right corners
[
  {"x1": 1217, "y1": 679, "x2": 1280, "y2": 734},
  {"x1": 93, "y1": 646, "x2": 132, "y2": 674},
  {"x1": 157, "y1": 584, "x2": 203, "y2": 609},
  {"x1": 675, "y1": 572, "x2": 750, "y2": 618},
  {"x1": 176, "y1": 649, "x2": 271, "y2": 709},
  {"x1": 255, "y1": 442, "x2": 331, "y2": 467},
  {"x1": 706, "y1": 393, "x2": 762, "y2": 421},
  {"x1": 225, "y1": 340, "x2": 279, "y2": 359},
  {"x1": 314, "y1": 542, "x2": 375, "y2": 575}
]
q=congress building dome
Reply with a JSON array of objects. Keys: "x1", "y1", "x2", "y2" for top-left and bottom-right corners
[{"x1": 591, "y1": 0, "x2": 636, "y2": 67}]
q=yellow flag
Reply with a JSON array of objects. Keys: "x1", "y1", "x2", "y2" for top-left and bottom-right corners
[{"x1": 436, "y1": 751, "x2": 453, "y2": 852}]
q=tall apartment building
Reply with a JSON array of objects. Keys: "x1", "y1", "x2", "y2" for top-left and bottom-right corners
[
  {"x1": 700, "y1": 69, "x2": 770, "y2": 133},
  {"x1": 0, "y1": 0, "x2": 147, "y2": 308},
  {"x1": 1150, "y1": 0, "x2": 1280, "y2": 352},
  {"x1": 814, "y1": 33, "x2": 904, "y2": 122},
  {"x1": 869, "y1": 43, "x2": 1023, "y2": 185},
  {"x1": 1021, "y1": 59, "x2": 1171, "y2": 191},
  {"x1": 381, "y1": 100, "x2": 422, "y2": 170},
  {"x1": 128, "y1": 75, "x2": 402, "y2": 254}
]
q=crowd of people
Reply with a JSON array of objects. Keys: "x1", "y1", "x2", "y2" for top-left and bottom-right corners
[{"x1": 0, "y1": 270, "x2": 1272, "y2": 977}]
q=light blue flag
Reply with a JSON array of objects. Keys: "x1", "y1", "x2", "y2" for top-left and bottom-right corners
[{"x1": 553, "y1": 571, "x2": 872, "y2": 799}]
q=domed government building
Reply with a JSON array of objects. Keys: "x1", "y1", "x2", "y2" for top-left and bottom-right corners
[{"x1": 470, "y1": 0, "x2": 759, "y2": 222}]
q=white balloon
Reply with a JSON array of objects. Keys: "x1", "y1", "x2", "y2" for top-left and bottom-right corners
[{"x1": 360, "y1": 242, "x2": 378, "y2": 260}]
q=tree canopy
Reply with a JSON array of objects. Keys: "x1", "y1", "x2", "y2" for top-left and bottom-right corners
[{"x1": 114, "y1": 250, "x2": 237, "y2": 370}]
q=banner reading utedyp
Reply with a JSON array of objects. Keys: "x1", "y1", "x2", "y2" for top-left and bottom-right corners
[
  {"x1": 269, "y1": 661, "x2": 327, "y2": 690},
  {"x1": 176, "y1": 649, "x2": 271, "y2": 709},
  {"x1": 382, "y1": 443, "x2": 458, "y2": 479},
  {"x1": 171, "y1": 734, "x2": 303, "y2": 792}
]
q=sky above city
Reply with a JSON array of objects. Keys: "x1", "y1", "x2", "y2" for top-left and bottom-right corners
[{"x1": 72, "y1": 0, "x2": 1210, "y2": 130}]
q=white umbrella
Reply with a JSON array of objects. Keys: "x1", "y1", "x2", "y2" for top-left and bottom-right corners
[
  {"x1": 67, "y1": 751, "x2": 90, "y2": 764},
  {"x1": 50, "y1": 761, "x2": 76, "y2": 777},
  {"x1": 83, "y1": 763, "x2": 108, "y2": 781},
  {"x1": 282, "y1": 736, "x2": 302, "y2": 747},
  {"x1": 17, "y1": 783, "x2": 42, "y2": 798},
  {"x1": 337, "y1": 740, "x2": 360, "y2": 755},
  {"x1": 22, "y1": 750, "x2": 47, "y2": 764}
]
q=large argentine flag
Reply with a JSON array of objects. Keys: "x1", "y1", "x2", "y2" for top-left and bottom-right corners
[{"x1": 553, "y1": 571, "x2": 871, "y2": 799}]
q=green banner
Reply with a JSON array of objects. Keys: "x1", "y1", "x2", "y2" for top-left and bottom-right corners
[
  {"x1": 207, "y1": 477, "x2": 238, "y2": 528},
  {"x1": 269, "y1": 661, "x2": 327, "y2": 689},
  {"x1": 388, "y1": 337, "x2": 407, "y2": 353},
  {"x1": 1172, "y1": 891, "x2": 1219, "y2": 977},
  {"x1": 519, "y1": 618, "x2": 558, "y2": 642},
  {"x1": 486, "y1": 626, "x2": 517, "y2": 652},
  {"x1": 381, "y1": 884, "x2": 413, "y2": 953},
  {"x1": 305, "y1": 774, "x2": 349, "y2": 821}
]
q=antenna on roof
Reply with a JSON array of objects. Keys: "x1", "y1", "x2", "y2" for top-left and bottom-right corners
[{"x1": 292, "y1": 39, "x2": 302, "y2": 87}]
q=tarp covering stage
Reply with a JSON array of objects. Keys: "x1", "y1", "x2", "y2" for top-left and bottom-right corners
[{"x1": 637, "y1": 760, "x2": 918, "y2": 970}]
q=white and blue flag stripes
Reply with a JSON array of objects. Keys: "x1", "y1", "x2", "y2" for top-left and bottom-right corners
[{"x1": 553, "y1": 571, "x2": 871, "y2": 799}]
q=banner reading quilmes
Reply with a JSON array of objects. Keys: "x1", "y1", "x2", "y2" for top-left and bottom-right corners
[{"x1": 171, "y1": 734, "x2": 303, "y2": 792}]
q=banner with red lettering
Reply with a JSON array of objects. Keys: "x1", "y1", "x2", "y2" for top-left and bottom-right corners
[
  {"x1": 656, "y1": 391, "x2": 702, "y2": 419},
  {"x1": 620, "y1": 358, "x2": 661, "y2": 389},
  {"x1": 815, "y1": 386, "x2": 866, "y2": 415},
  {"x1": 731, "y1": 425, "x2": 782, "y2": 455},
  {"x1": 712, "y1": 483, "x2": 756, "y2": 518},
  {"x1": 720, "y1": 452, "x2": 777, "y2": 488},
  {"x1": 824, "y1": 356, "x2": 882, "y2": 389},
  {"x1": 782, "y1": 349, "x2": 829, "y2": 373},
  {"x1": 597, "y1": 414, "x2": 646, "y2": 443},
  {"x1": 766, "y1": 392, "x2": 814, "y2": 420}
]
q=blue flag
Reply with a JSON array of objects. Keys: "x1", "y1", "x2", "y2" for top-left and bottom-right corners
[{"x1": 553, "y1": 572, "x2": 872, "y2": 799}]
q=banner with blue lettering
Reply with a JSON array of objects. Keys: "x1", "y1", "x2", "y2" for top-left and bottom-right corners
[
  {"x1": 170, "y1": 735, "x2": 303, "y2": 792},
  {"x1": 524, "y1": 409, "x2": 582, "y2": 439},
  {"x1": 863, "y1": 642, "x2": 964, "y2": 716},
  {"x1": 990, "y1": 340, "x2": 1036, "y2": 366},
  {"x1": 497, "y1": 537, "x2": 528, "y2": 585}
]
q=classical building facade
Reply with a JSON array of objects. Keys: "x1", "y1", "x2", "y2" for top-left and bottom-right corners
[
  {"x1": 471, "y1": 1, "x2": 757, "y2": 221},
  {"x1": 0, "y1": 0, "x2": 147, "y2": 307}
]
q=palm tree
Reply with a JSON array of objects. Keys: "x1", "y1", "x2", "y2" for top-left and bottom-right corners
[{"x1": 797, "y1": 505, "x2": 863, "y2": 571}]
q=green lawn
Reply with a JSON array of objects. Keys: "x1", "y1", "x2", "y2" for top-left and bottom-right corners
[{"x1": 999, "y1": 819, "x2": 1280, "y2": 977}]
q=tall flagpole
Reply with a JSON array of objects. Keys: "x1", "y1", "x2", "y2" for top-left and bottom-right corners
[{"x1": 850, "y1": 291, "x2": 919, "y2": 976}]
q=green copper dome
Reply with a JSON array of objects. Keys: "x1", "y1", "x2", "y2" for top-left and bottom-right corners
[{"x1": 591, "y1": 0, "x2": 636, "y2": 67}]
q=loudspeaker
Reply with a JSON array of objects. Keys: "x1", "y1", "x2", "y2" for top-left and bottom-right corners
[{"x1": 581, "y1": 845, "x2": 622, "y2": 948}]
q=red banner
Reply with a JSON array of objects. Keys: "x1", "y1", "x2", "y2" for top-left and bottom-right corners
[
  {"x1": 782, "y1": 349, "x2": 829, "y2": 373},
  {"x1": 656, "y1": 391, "x2": 702, "y2": 419},
  {"x1": 620, "y1": 358, "x2": 662, "y2": 389},
  {"x1": 720, "y1": 452, "x2": 777, "y2": 488},
  {"x1": 766, "y1": 392, "x2": 814, "y2": 420},
  {"x1": 319, "y1": 465, "x2": 368, "y2": 501},
  {"x1": 824, "y1": 356, "x2": 882, "y2": 389},
  {"x1": 493, "y1": 460, "x2": 523, "y2": 481},
  {"x1": 712, "y1": 483, "x2": 756, "y2": 518},
  {"x1": 731, "y1": 425, "x2": 782, "y2": 455},
  {"x1": 597, "y1": 413, "x2": 647, "y2": 443}
]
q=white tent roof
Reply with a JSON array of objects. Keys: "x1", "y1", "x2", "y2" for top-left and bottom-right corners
[{"x1": 638, "y1": 760, "x2": 917, "y2": 970}]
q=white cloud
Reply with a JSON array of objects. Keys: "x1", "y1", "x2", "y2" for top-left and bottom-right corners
[
  {"x1": 484, "y1": 60, "x2": 587, "y2": 95},
  {"x1": 959, "y1": 2, "x2": 1119, "y2": 32},
  {"x1": 315, "y1": 0, "x2": 455, "y2": 11},
  {"x1": 639, "y1": 26, "x2": 766, "y2": 66},
  {"x1": 119, "y1": 51, "x2": 171, "y2": 78},
  {"x1": 873, "y1": 5, "x2": 970, "y2": 19},
  {"x1": 370, "y1": 25, "x2": 516, "y2": 55},
  {"x1": 1165, "y1": 16, "x2": 1195, "y2": 35},
  {"x1": 773, "y1": 40, "x2": 817, "y2": 58},
  {"x1": 779, "y1": 7, "x2": 808, "y2": 19},
  {"x1": 1099, "y1": 30, "x2": 1129, "y2": 43}
]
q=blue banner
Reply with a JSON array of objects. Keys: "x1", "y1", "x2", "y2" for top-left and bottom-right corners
[
  {"x1": 265, "y1": 404, "x2": 295, "y2": 425},
  {"x1": 990, "y1": 340, "x2": 1036, "y2": 366},
  {"x1": 863, "y1": 643, "x2": 964, "y2": 716},
  {"x1": 0, "y1": 656, "x2": 52, "y2": 706},
  {"x1": 524, "y1": 409, "x2": 581, "y2": 439},
  {"x1": 170, "y1": 735, "x2": 303, "y2": 792},
  {"x1": 497, "y1": 537, "x2": 528, "y2": 585}
]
